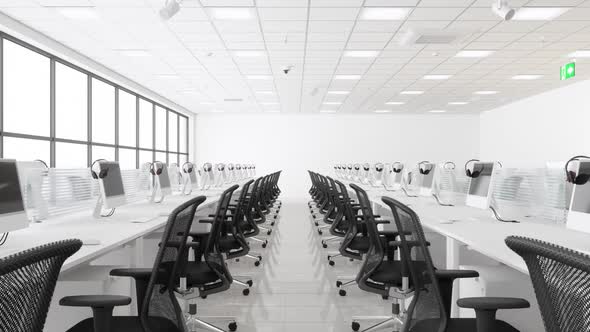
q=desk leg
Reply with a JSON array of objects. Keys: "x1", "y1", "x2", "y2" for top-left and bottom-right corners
[
  {"x1": 130, "y1": 237, "x2": 145, "y2": 315},
  {"x1": 446, "y1": 237, "x2": 460, "y2": 318}
]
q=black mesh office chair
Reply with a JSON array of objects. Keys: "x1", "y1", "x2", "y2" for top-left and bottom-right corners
[
  {"x1": 381, "y1": 196, "x2": 529, "y2": 332},
  {"x1": 61, "y1": 195, "x2": 207, "y2": 332},
  {"x1": 506, "y1": 236, "x2": 590, "y2": 332},
  {"x1": 0, "y1": 239, "x2": 82, "y2": 332}
]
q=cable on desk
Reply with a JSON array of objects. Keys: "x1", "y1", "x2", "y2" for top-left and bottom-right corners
[
  {"x1": 489, "y1": 206, "x2": 519, "y2": 223},
  {"x1": 102, "y1": 208, "x2": 116, "y2": 217},
  {"x1": 0, "y1": 233, "x2": 9, "y2": 246}
]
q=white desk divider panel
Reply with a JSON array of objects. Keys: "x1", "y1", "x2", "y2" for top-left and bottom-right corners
[
  {"x1": 567, "y1": 160, "x2": 590, "y2": 233},
  {"x1": 465, "y1": 162, "x2": 497, "y2": 210},
  {"x1": 18, "y1": 161, "x2": 50, "y2": 222},
  {"x1": 418, "y1": 162, "x2": 436, "y2": 196}
]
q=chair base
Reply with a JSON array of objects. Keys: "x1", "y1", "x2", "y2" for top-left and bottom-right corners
[
  {"x1": 192, "y1": 316, "x2": 238, "y2": 332},
  {"x1": 351, "y1": 315, "x2": 404, "y2": 332}
]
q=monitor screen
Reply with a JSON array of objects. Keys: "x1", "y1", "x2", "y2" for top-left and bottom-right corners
[
  {"x1": 100, "y1": 161, "x2": 125, "y2": 198},
  {"x1": 571, "y1": 162, "x2": 590, "y2": 214},
  {"x1": 468, "y1": 162, "x2": 495, "y2": 197},
  {"x1": 159, "y1": 164, "x2": 172, "y2": 189},
  {"x1": 0, "y1": 160, "x2": 25, "y2": 216}
]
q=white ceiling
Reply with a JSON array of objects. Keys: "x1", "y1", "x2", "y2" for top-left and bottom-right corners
[{"x1": 2, "y1": 0, "x2": 590, "y2": 115}]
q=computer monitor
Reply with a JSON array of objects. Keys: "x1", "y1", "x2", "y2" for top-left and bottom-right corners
[
  {"x1": 418, "y1": 162, "x2": 436, "y2": 196},
  {"x1": 0, "y1": 159, "x2": 28, "y2": 233},
  {"x1": 567, "y1": 159, "x2": 590, "y2": 233},
  {"x1": 159, "y1": 163, "x2": 172, "y2": 196},
  {"x1": 466, "y1": 162, "x2": 496, "y2": 209},
  {"x1": 96, "y1": 161, "x2": 127, "y2": 210}
]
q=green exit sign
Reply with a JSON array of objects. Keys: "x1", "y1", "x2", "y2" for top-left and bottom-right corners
[{"x1": 561, "y1": 62, "x2": 576, "y2": 80}]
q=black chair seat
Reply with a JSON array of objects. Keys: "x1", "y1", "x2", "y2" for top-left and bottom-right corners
[
  {"x1": 66, "y1": 316, "x2": 180, "y2": 332},
  {"x1": 219, "y1": 237, "x2": 242, "y2": 250},
  {"x1": 410, "y1": 318, "x2": 519, "y2": 332},
  {"x1": 185, "y1": 262, "x2": 221, "y2": 285},
  {"x1": 370, "y1": 261, "x2": 426, "y2": 284},
  {"x1": 349, "y1": 237, "x2": 389, "y2": 252}
]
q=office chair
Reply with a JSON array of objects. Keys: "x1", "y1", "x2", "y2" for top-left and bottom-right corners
[
  {"x1": 0, "y1": 239, "x2": 82, "y2": 332},
  {"x1": 377, "y1": 196, "x2": 529, "y2": 332},
  {"x1": 506, "y1": 236, "x2": 590, "y2": 332},
  {"x1": 61, "y1": 196, "x2": 209, "y2": 332}
]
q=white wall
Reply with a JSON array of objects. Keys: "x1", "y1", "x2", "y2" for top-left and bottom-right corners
[
  {"x1": 195, "y1": 113, "x2": 480, "y2": 197},
  {"x1": 480, "y1": 79, "x2": 590, "y2": 167}
]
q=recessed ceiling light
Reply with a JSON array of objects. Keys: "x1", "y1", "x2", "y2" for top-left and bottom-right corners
[
  {"x1": 334, "y1": 75, "x2": 361, "y2": 80},
  {"x1": 320, "y1": 110, "x2": 337, "y2": 113},
  {"x1": 568, "y1": 50, "x2": 590, "y2": 58},
  {"x1": 423, "y1": 74, "x2": 452, "y2": 80},
  {"x1": 512, "y1": 74, "x2": 544, "y2": 80},
  {"x1": 117, "y1": 49, "x2": 151, "y2": 57},
  {"x1": 360, "y1": 7, "x2": 411, "y2": 20},
  {"x1": 455, "y1": 50, "x2": 494, "y2": 58},
  {"x1": 386, "y1": 101, "x2": 405, "y2": 105},
  {"x1": 344, "y1": 50, "x2": 380, "y2": 58},
  {"x1": 233, "y1": 50, "x2": 266, "y2": 57},
  {"x1": 328, "y1": 91, "x2": 350, "y2": 95},
  {"x1": 210, "y1": 7, "x2": 254, "y2": 20},
  {"x1": 448, "y1": 102, "x2": 469, "y2": 105},
  {"x1": 157, "y1": 74, "x2": 180, "y2": 79},
  {"x1": 474, "y1": 91, "x2": 499, "y2": 95},
  {"x1": 374, "y1": 110, "x2": 392, "y2": 113},
  {"x1": 323, "y1": 102, "x2": 342, "y2": 105},
  {"x1": 246, "y1": 75, "x2": 272, "y2": 80},
  {"x1": 255, "y1": 91, "x2": 274, "y2": 95},
  {"x1": 429, "y1": 110, "x2": 447, "y2": 113},
  {"x1": 400, "y1": 91, "x2": 424, "y2": 95},
  {"x1": 55, "y1": 7, "x2": 99, "y2": 20},
  {"x1": 513, "y1": 7, "x2": 570, "y2": 21}
]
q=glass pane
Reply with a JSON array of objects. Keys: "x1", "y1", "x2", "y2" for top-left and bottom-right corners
[
  {"x1": 3, "y1": 137, "x2": 50, "y2": 163},
  {"x1": 179, "y1": 154, "x2": 188, "y2": 165},
  {"x1": 168, "y1": 152, "x2": 178, "y2": 165},
  {"x1": 92, "y1": 145, "x2": 115, "y2": 161},
  {"x1": 168, "y1": 112, "x2": 178, "y2": 152},
  {"x1": 118, "y1": 90, "x2": 136, "y2": 147},
  {"x1": 91, "y1": 78, "x2": 115, "y2": 144},
  {"x1": 155, "y1": 151, "x2": 167, "y2": 164},
  {"x1": 3, "y1": 39, "x2": 50, "y2": 136},
  {"x1": 55, "y1": 142, "x2": 87, "y2": 168},
  {"x1": 139, "y1": 150, "x2": 153, "y2": 167},
  {"x1": 55, "y1": 62, "x2": 87, "y2": 141},
  {"x1": 155, "y1": 106, "x2": 167, "y2": 151},
  {"x1": 179, "y1": 116, "x2": 188, "y2": 153},
  {"x1": 139, "y1": 99, "x2": 153, "y2": 149},
  {"x1": 118, "y1": 148, "x2": 137, "y2": 169}
]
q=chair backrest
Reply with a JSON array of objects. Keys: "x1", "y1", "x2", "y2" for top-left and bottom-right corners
[
  {"x1": 0, "y1": 239, "x2": 82, "y2": 332},
  {"x1": 140, "y1": 195, "x2": 207, "y2": 332},
  {"x1": 350, "y1": 184, "x2": 389, "y2": 297},
  {"x1": 506, "y1": 236, "x2": 590, "y2": 332},
  {"x1": 380, "y1": 196, "x2": 448, "y2": 332}
]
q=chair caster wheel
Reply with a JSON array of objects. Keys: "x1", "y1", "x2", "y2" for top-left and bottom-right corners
[
  {"x1": 267, "y1": 230, "x2": 272, "y2": 235},
  {"x1": 314, "y1": 222, "x2": 319, "y2": 226},
  {"x1": 247, "y1": 280, "x2": 253, "y2": 287},
  {"x1": 235, "y1": 259, "x2": 240, "y2": 262},
  {"x1": 352, "y1": 321, "x2": 360, "y2": 331},
  {"x1": 262, "y1": 243, "x2": 267, "y2": 248},
  {"x1": 254, "y1": 261, "x2": 260, "y2": 267},
  {"x1": 329, "y1": 260, "x2": 335, "y2": 266},
  {"x1": 242, "y1": 288, "x2": 250, "y2": 296},
  {"x1": 336, "y1": 281, "x2": 342, "y2": 287},
  {"x1": 318, "y1": 230, "x2": 323, "y2": 235},
  {"x1": 339, "y1": 289, "x2": 346, "y2": 296},
  {"x1": 229, "y1": 322, "x2": 238, "y2": 332},
  {"x1": 271, "y1": 222, "x2": 275, "y2": 226},
  {"x1": 322, "y1": 243, "x2": 328, "y2": 249},
  {"x1": 201, "y1": 295, "x2": 207, "y2": 299},
  {"x1": 382, "y1": 295, "x2": 389, "y2": 300}
]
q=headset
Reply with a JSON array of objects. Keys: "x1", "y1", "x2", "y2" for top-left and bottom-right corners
[
  {"x1": 182, "y1": 162, "x2": 194, "y2": 174},
  {"x1": 392, "y1": 162, "x2": 404, "y2": 173},
  {"x1": 354, "y1": 164, "x2": 360, "y2": 171},
  {"x1": 565, "y1": 155, "x2": 590, "y2": 185},
  {"x1": 464, "y1": 159, "x2": 482, "y2": 178},
  {"x1": 91, "y1": 159, "x2": 109, "y2": 179},
  {"x1": 34, "y1": 159, "x2": 49, "y2": 169},
  {"x1": 217, "y1": 163, "x2": 225, "y2": 171},
  {"x1": 150, "y1": 161, "x2": 164, "y2": 176},
  {"x1": 442, "y1": 161, "x2": 456, "y2": 170},
  {"x1": 228, "y1": 163, "x2": 235, "y2": 171},
  {"x1": 363, "y1": 163, "x2": 370, "y2": 171},
  {"x1": 418, "y1": 161, "x2": 433, "y2": 175},
  {"x1": 236, "y1": 164, "x2": 242, "y2": 170},
  {"x1": 375, "y1": 163, "x2": 384, "y2": 172},
  {"x1": 347, "y1": 164, "x2": 353, "y2": 170},
  {"x1": 203, "y1": 163, "x2": 213, "y2": 172}
]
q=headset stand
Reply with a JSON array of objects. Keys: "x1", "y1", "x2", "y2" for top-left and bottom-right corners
[
  {"x1": 150, "y1": 177, "x2": 164, "y2": 203},
  {"x1": 182, "y1": 176, "x2": 192, "y2": 195}
]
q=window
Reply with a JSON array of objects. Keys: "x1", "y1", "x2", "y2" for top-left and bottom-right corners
[
  {"x1": 91, "y1": 78, "x2": 115, "y2": 144},
  {"x1": 0, "y1": 34, "x2": 190, "y2": 169},
  {"x1": 118, "y1": 90, "x2": 136, "y2": 147},
  {"x1": 139, "y1": 99, "x2": 153, "y2": 149},
  {"x1": 3, "y1": 39, "x2": 50, "y2": 136},
  {"x1": 56, "y1": 62, "x2": 87, "y2": 141},
  {"x1": 155, "y1": 106, "x2": 167, "y2": 151}
]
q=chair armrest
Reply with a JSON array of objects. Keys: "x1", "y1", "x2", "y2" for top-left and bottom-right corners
[
  {"x1": 374, "y1": 219, "x2": 390, "y2": 224},
  {"x1": 110, "y1": 268, "x2": 152, "y2": 279},
  {"x1": 388, "y1": 240, "x2": 430, "y2": 248},
  {"x1": 458, "y1": 297, "x2": 530, "y2": 332},
  {"x1": 60, "y1": 295, "x2": 131, "y2": 308},
  {"x1": 199, "y1": 219, "x2": 215, "y2": 224},
  {"x1": 435, "y1": 269, "x2": 479, "y2": 280}
]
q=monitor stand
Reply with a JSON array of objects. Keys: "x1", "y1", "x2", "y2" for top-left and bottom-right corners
[{"x1": 150, "y1": 177, "x2": 165, "y2": 203}]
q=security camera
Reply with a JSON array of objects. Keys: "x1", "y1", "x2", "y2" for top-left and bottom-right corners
[
  {"x1": 283, "y1": 65, "x2": 294, "y2": 75},
  {"x1": 492, "y1": 0, "x2": 515, "y2": 21}
]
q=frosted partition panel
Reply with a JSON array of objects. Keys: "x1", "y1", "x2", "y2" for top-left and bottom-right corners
[
  {"x1": 91, "y1": 78, "x2": 115, "y2": 144},
  {"x1": 56, "y1": 62, "x2": 87, "y2": 141},
  {"x1": 118, "y1": 90, "x2": 137, "y2": 147},
  {"x1": 3, "y1": 39, "x2": 50, "y2": 136}
]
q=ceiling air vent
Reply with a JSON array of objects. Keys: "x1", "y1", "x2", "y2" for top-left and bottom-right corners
[
  {"x1": 414, "y1": 34, "x2": 458, "y2": 45},
  {"x1": 398, "y1": 29, "x2": 473, "y2": 46}
]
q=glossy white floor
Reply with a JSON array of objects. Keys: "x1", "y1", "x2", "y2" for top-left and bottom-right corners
[{"x1": 194, "y1": 197, "x2": 393, "y2": 332}]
